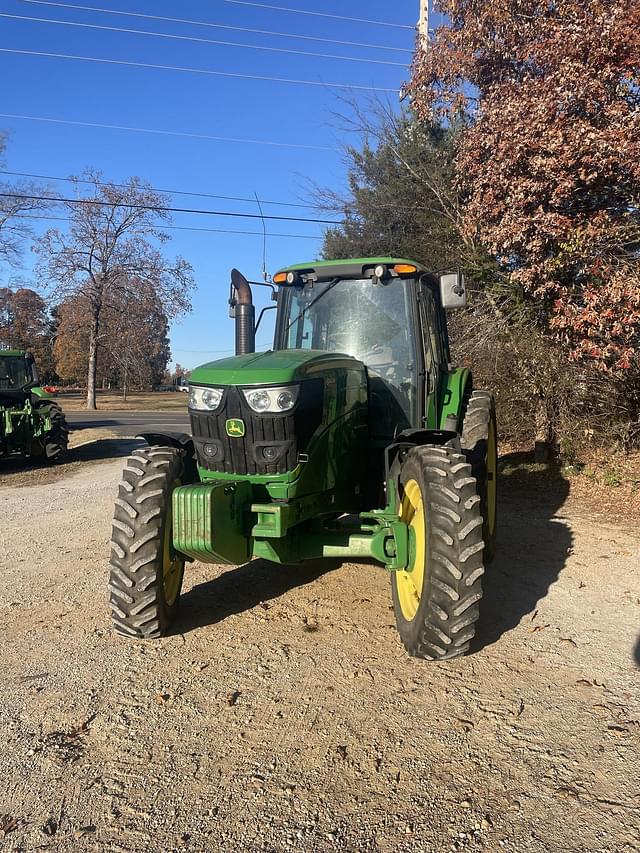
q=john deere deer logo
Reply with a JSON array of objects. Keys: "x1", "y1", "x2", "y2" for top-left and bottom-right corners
[{"x1": 226, "y1": 418, "x2": 245, "y2": 438}]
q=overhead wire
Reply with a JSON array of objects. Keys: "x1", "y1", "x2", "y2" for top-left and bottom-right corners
[
  {"x1": 19, "y1": 0, "x2": 413, "y2": 54},
  {"x1": 0, "y1": 48, "x2": 399, "y2": 92},
  {"x1": 11, "y1": 212, "x2": 322, "y2": 240},
  {"x1": 0, "y1": 13, "x2": 407, "y2": 67},
  {"x1": 0, "y1": 191, "x2": 343, "y2": 225},
  {"x1": 221, "y1": 1, "x2": 415, "y2": 29},
  {"x1": 0, "y1": 170, "x2": 321, "y2": 210},
  {"x1": 0, "y1": 113, "x2": 334, "y2": 152},
  {"x1": 0, "y1": 170, "x2": 439, "y2": 216}
]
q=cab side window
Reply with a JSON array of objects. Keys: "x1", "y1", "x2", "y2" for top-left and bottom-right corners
[{"x1": 421, "y1": 284, "x2": 445, "y2": 370}]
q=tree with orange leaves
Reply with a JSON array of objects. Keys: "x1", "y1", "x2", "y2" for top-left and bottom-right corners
[{"x1": 408, "y1": 0, "x2": 640, "y2": 373}]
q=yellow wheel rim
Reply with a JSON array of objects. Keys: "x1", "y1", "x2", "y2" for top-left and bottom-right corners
[
  {"x1": 487, "y1": 417, "x2": 497, "y2": 537},
  {"x1": 162, "y1": 483, "x2": 183, "y2": 606},
  {"x1": 396, "y1": 478, "x2": 426, "y2": 621}
]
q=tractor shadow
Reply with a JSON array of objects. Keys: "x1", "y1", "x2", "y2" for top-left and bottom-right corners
[
  {"x1": 472, "y1": 451, "x2": 573, "y2": 653},
  {"x1": 173, "y1": 559, "x2": 341, "y2": 635},
  {"x1": 70, "y1": 438, "x2": 140, "y2": 462},
  {"x1": 172, "y1": 450, "x2": 574, "y2": 647},
  {"x1": 0, "y1": 439, "x2": 137, "y2": 486}
]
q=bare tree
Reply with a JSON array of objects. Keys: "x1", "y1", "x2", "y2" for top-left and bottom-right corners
[
  {"x1": 0, "y1": 133, "x2": 52, "y2": 273},
  {"x1": 102, "y1": 283, "x2": 172, "y2": 399},
  {"x1": 34, "y1": 170, "x2": 194, "y2": 409}
]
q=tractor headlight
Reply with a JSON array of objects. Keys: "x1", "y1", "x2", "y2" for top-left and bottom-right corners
[
  {"x1": 242, "y1": 384, "x2": 300, "y2": 414},
  {"x1": 188, "y1": 385, "x2": 224, "y2": 412}
]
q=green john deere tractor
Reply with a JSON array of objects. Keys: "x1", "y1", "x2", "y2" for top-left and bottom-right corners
[
  {"x1": 0, "y1": 348, "x2": 68, "y2": 463},
  {"x1": 109, "y1": 258, "x2": 497, "y2": 660}
]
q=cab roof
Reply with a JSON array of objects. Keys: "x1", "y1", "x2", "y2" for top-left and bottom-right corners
[
  {"x1": 0, "y1": 348, "x2": 27, "y2": 357},
  {"x1": 274, "y1": 257, "x2": 427, "y2": 282}
]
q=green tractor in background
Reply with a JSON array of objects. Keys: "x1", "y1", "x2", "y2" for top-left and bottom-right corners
[
  {"x1": 0, "y1": 348, "x2": 69, "y2": 464},
  {"x1": 109, "y1": 258, "x2": 497, "y2": 660}
]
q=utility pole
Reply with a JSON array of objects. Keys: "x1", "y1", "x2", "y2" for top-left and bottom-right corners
[
  {"x1": 400, "y1": 0, "x2": 430, "y2": 101},
  {"x1": 417, "y1": 0, "x2": 429, "y2": 44}
]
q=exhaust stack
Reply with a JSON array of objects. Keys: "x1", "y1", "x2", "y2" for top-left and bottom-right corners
[{"x1": 231, "y1": 268, "x2": 255, "y2": 355}]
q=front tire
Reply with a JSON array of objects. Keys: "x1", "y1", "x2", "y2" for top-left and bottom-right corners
[
  {"x1": 391, "y1": 445, "x2": 485, "y2": 660},
  {"x1": 109, "y1": 446, "x2": 186, "y2": 639}
]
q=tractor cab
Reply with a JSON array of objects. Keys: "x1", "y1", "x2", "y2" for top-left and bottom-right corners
[
  {"x1": 272, "y1": 258, "x2": 462, "y2": 446},
  {"x1": 0, "y1": 349, "x2": 39, "y2": 405}
]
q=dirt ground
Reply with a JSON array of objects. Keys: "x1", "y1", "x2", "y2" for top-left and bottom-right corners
[{"x1": 0, "y1": 448, "x2": 639, "y2": 853}]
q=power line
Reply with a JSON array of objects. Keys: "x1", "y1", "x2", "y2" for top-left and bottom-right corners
[
  {"x1": 1, "y1": 13, "x2": 407, "y2": 67},
  {"x1": 19, "y1": 0, "x2": 413, "y2": 54},
  {"x1": 0, "y1": 191, "x2": 343, "y2": 225},
  {"x1": 0, "y1": 170, "x2": 320, "y2": 210},
  {"x1": 221, "y1": 1, "x2": 414, "y2": 29},
  {"x1": 0, "y1": 112, "x2": 333, "y2": 152},
  {"x1": 0, "y1": 48, "x2": 398, "y2": 92},
  {"x1": 0, "y1": 169, "x2": 440, "y2": 216},
  {"x1": 13, "y1": 212, "x2": 322, "y2": 240}
]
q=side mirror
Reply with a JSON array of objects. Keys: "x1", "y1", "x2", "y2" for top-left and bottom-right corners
[{"x1": 439, "y1": 271, "x2": 467, "y2": 309}]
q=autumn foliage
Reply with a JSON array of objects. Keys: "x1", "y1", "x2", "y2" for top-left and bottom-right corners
[
  {"x1": 0, "y1": 287, "x2": 55, "y2": 378},
  {"x1": 408, "y1": 0, "x2": 640, "y2": 372},
  {"x1": 54, "y1": 288, "x2": 171, "y2": 393}
]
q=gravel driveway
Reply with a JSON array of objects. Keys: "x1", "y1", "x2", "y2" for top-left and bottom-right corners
[{"x1": 0, "y1": 450, "x2": 638, "y2": 852}]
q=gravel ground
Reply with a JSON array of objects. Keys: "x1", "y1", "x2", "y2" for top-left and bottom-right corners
[{"x1": 0, "y1": 450, "x2": 639, "y2": 852}]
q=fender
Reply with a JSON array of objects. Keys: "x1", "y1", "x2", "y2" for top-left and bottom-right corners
[
  {"x1": 384, "y1": 427, "x2": 459, "y2": 511},
  {"x1": 136, "y1": 431, "x2": 193, "y2": 451},
  {"x1": 439, "y1": 367, "x2": 472, "y2": 431},
  {"x1": 136, "y1": 432, "x2": 198, "y2": 481}
]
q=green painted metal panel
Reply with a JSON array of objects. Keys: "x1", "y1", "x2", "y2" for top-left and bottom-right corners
[
  {"x1": 172, "y1": 477, "x2": 411, "y2": 570},
  {"x1": 172, "y1": 481, "x2": 252, "y2": 564},
  {"x1": 30, "y1": 386, "x2": 54, "y2": 399},
  {"x1": 189, "y1": 349, "x2": 360, "y2": 388},
  {"x1": 439, "y1": 367, "x2": 470, "y2": 430},
  {"x1": 192, "y1": 350, "x2": 369, "y2": 513},
  {"x1": 0, "y1": 397, "x2": 50, "y2": 458},
  {"x1": 275, "y1": 257, "x2": 428, "y2": 275},
  {"x1": 251, "y1": 517, "x2": 409, "y2": 570}
]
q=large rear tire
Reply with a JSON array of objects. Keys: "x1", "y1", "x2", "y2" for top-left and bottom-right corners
[
  {"x1": 33, "y1": 401, "x2": 69, "y2": 462},
  {"x1": 109, "y1": 446, "x2": 186, "y2": 639},
  {"x1": 391, "y1": 445, "x2": 485, "y2": 660},
  {"x1": 461, "y1": 391, "x2": 498, "y2": 562}
]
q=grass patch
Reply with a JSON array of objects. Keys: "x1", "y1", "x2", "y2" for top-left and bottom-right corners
[{"x1": 58, "y1": 392, "x2": 189, "y2": 412}]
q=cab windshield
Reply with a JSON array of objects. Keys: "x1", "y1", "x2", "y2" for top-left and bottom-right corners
[
  {"x1": 278, "y1": 277, "x2": 418, "y2": 431},
  {"x1": 0, "y1": 356, "x2": 31, "y2": 390}
]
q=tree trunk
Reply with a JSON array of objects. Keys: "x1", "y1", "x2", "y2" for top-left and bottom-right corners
[
  {"x1": 123, "y1": 365, "x2": 128, "y2": 402},
  {"x1": 86, "y1": 309, "x2": 100, "y2": 410},
  {"x1": 534, "y1": 394, "x2": 551, "y2": 462}
]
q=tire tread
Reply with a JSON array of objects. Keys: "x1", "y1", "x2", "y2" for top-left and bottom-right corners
[{"x1": 108, "y1": 446, "x2": 184, "y2": 639}]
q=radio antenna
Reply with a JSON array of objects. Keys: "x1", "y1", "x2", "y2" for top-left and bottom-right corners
[{"x1": 254, "y1": 191, "x2": 268, "y2": 281}]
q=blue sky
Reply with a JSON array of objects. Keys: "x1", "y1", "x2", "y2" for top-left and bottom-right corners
[{"x1": 0, "y1": 0, "x2": 417, "y2": 369}]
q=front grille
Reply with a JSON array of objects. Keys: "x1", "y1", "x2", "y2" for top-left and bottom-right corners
[{"x1": 190, "y1": 380, "x2": 323, "y2": 476}]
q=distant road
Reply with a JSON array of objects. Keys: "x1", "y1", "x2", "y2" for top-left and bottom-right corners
[{"x1": 64, "y1": 410, "x2": 191, "y2": 438}]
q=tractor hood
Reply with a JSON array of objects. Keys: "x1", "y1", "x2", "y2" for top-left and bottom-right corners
[{"x1": 189, "y1": 349, "x2": 360, "y2": 387}]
